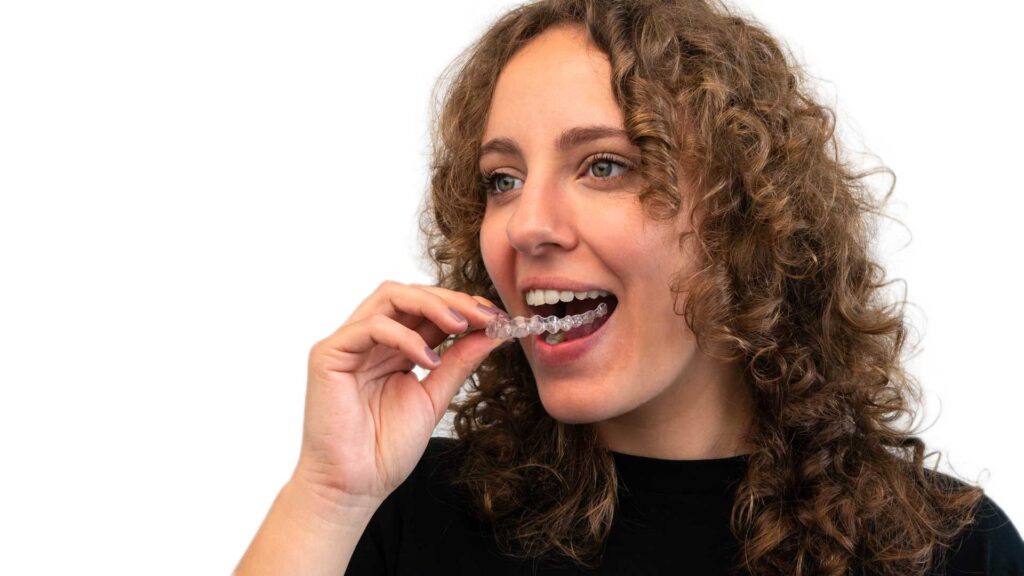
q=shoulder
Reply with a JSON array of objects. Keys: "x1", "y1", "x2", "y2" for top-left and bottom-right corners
[{"x1": 928, "y1": 472, "x2": 1024, "y2": 575}]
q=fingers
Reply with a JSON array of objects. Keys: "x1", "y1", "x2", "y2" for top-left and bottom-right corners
[
  {"x1": 338, "y1": 281, "x2": 508, "y2": 352},
  {"x1": 347, "y1": 281, "x2": 503, "y2": 332},
  {"x1": 337, "y1": 281, "x2": 468, "y2": 341},
  {"x1": 407, "y1": 286, "x2": 509, "y2": 349},
  {"x1": 410, "y1": 284, "x2": 509, "y2": 339},
  {"x1": 413, "y1": 284, "x2": 507, "y2": 320},
  {"x1": 399, "y1": 283, "x2": 507, "y2": 331},
  {"x1": 322, "y1": 280, "x2": 507, "y2": 364},
  {"x1": 319, "y1": 280, "x2": 511, "y2": 380},
  {"x1": 325, "y1": 313, "x2": 445, "y2": 371},
  {"x1": 418, "y1": 329, "x2": 508, "y2": 424}
]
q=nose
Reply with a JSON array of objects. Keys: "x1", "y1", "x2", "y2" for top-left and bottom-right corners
[{"x1": 505, "y1": 174, "x2": 578, "y2": 257}]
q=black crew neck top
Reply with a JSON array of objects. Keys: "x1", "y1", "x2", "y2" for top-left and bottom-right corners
[{"x1": 344, "y1": 436, "x2": 1024, "y2": 575}]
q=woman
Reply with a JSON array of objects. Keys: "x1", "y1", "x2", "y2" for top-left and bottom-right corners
[{"x1": 235, "y1": 0, "x2": 1024, "y2": 574}]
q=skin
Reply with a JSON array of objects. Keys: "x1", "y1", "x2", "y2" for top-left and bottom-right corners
[{"x1": 478, "y1": 24, "x2": 755, "y2": 460}]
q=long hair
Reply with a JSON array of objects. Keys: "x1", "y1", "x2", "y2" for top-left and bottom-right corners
[{"x1": 418, "y1": 1, "x2": 985, "y2": 574}]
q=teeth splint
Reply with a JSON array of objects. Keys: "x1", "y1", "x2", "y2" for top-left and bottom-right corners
[{"x1": 484, "y1": 302, "x2": 608, "y2": 343}]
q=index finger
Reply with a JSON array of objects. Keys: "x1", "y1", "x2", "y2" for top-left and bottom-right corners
[
  {"x1": 409, "y1": 284, "x2": 508, "y2": 328},
  {"x1": 341, "y1": 281, "x2": 471, "y2": 338}
]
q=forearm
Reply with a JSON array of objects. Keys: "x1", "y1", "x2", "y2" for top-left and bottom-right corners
[{"x1": 233, "y1": 476, "x2": 381, "y2": 576}]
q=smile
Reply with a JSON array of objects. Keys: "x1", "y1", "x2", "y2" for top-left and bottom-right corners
[
  {"x1": 524, "y1": 291, "x2": 617, "y2": 345},
  {"x1": 530, "y1": 296, "x2": 616, "y2": 365},
  {"x1": 502, "y1": 278, "x2": 620, "y2": 365}
]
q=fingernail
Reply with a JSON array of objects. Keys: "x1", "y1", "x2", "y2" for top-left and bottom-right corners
[
  {"x1": 424, "y1": 345, "x2": 441, "y2": 365},
  {"x1": 494, "y1": 339, "x2": 514, "y2": 351},
  {"x1": 477, "y1": 303, "x2": 507, "y2": 317},
  {"x1": 448, "y1": 307, "x2": 467, "y2": 324}
]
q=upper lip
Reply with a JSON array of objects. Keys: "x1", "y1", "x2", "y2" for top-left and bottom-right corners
[{"x1": 518, "y1": 277, "x2": 614, "y2": 296}]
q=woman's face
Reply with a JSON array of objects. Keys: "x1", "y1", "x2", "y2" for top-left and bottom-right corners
[{"x1": 479, "y1": 24, "x2": 719, "y2": 434}]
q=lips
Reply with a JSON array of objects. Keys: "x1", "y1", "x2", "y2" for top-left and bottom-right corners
[{"x1": 516, "y1": 277, "x2": 619, "y2": 364}]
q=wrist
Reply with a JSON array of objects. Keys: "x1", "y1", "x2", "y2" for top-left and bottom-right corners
[
  {"x1": 232, "y1": 470, "x2": 382, "y2": 575},
  {"x1": 283, "y1": 470, "x2": 382, "y2": 531}
]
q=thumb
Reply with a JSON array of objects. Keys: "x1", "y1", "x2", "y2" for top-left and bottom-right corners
[{"x1": 420, "y1": 330, "x2": 507, "y2": 424}]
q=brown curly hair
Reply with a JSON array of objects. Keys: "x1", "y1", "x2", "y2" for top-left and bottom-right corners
[{"x1": 418, "y1": 0, "x2": 986, "y2": 574}]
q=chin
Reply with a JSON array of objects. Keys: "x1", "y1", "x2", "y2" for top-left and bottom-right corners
[{"x1": 536, "y1": 381, "x2": 619, "y2": 424}]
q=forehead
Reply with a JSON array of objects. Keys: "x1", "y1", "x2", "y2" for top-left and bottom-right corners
[{"x1": 482, "y1": 25, "x2": 626, "y2": 143}]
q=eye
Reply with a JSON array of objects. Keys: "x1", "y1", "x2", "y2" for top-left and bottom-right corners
[
  {"x1": 480, "y1": 171, "x2": 523, "y2": 196},
  {"x1": 480, "y1": 153, "x2": 635, "y2": 198},
  {"x1": 586, "y1": 154, "x2": 632, "y2": 180}
]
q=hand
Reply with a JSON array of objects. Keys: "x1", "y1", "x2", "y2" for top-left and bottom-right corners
[{"x1": 292, "y1": 281, "x2": 507, "y2": 511}]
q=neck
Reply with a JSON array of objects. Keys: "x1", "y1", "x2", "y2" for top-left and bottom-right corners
[{"x1": 596, "y1": 357, "x2": 755, "y2": 460}]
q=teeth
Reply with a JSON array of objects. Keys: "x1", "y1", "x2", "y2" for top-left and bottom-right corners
[{"x1": 525, "y1": 288, "x2": 610, "y2": 306}]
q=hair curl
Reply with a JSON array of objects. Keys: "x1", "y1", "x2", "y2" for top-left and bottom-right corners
[{"x1": 418, "y1": 1, "x2": 985, "y2": 574}]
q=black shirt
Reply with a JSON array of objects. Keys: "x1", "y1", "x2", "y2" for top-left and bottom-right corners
[{"x1": 345, "y1": 436, "x2": 1024, "y2": 575}]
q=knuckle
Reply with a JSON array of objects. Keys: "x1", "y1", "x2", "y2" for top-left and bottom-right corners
[
  {"x1": 366, "y1": 313, "x2": 390, "y2": 330},
  {"x1": 473, "y1": 295, "x2": 496, "y2": 307},
  {"x1": 307, "y1": 340, "x2": 327, "y2": 367}
]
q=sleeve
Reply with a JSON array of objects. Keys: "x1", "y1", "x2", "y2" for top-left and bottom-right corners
[{"x1": 939, "y1": 493, "x2": 1024, "y2": 575}]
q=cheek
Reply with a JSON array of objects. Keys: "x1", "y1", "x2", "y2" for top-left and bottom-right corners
[
  {"x1": 594, "y1": 208, "x2": 688, "y2": 308},
  {"x1": 479, "y1": 215, "x2": 508, "y2": 285},
  {"x1": 587, "y1": 205, "x2": 655, "y2": 270}
]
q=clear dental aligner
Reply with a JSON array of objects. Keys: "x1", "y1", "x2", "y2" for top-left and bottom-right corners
[{"x1": 485, "y1": 302, "x2": 608, "y2": 342}]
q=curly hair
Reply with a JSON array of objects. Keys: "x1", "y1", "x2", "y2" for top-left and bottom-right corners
[{"x1": 418, "y1": 0, "x2": 986, "y2": 574}]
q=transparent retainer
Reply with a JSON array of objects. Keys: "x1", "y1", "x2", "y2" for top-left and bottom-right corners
[{"x1": 485, "y1": 302, "x2": 608, "y2": 340}]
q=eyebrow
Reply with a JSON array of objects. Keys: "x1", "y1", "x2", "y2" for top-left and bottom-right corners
[{"x1": 479, "y1": 125, "x2": 631, "y2": 160}]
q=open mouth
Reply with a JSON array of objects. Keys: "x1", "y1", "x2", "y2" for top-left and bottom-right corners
[{"x1": 526, "y1": 293, "x2": 618, "y2": 345}]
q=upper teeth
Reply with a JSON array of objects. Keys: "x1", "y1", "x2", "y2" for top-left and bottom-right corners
[{"x1": 525, "y1": 289, "x2": 610, "y2": 306}]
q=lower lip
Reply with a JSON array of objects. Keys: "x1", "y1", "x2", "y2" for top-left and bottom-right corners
[{"x1": 532, "y1": 307, "x2": 615, "y2": 366}]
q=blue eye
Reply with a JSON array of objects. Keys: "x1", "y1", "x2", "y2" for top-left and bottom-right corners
[
  {"x1": 587, "y1": 155, "x2": 630, "y2": 179},
  {"x1": 481, "y1": 172, "x2": 524, "y2": 195},
  {"x1": 480, "y1": 154, "x2": 634, "y2": 197}
]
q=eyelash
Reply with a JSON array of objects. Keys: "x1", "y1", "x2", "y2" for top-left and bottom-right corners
[{"x1": 480, "y1": 153, "x2": 635, "y2": 197}]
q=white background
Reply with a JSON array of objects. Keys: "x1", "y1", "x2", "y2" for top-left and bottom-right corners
[{"x1": 1, "y1": 1, "x2": 1021, "y2": 573}]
